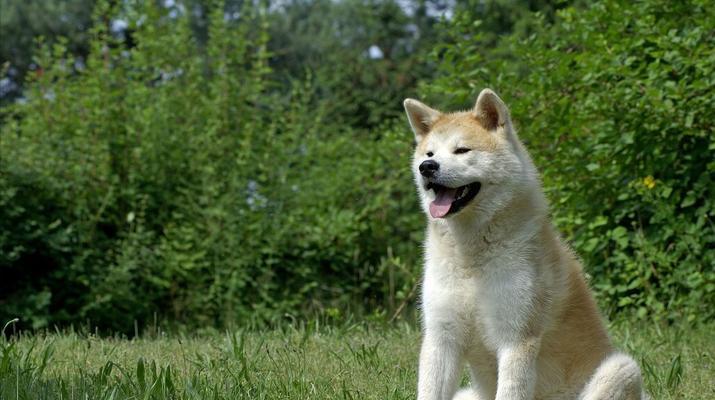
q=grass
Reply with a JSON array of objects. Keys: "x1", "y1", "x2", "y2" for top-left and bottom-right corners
[{"x1": 1, "y1": 319, "x2": 713, "y2": 399}]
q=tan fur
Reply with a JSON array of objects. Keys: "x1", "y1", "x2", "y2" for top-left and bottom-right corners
[{"x1": 416, "y1": 112, "x2": 498, "y2": 154}]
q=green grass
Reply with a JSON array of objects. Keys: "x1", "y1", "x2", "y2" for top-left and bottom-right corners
[{"x1": 1, "y1": 320, "x2": 713, "y2": 399}]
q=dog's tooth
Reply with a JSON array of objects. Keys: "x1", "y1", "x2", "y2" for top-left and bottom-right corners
[{"x1": 456, "y1": 186, "x2": 466, "y2": 199}]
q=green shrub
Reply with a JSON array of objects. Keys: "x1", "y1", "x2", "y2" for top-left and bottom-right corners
[
  {"x1": 0, "y1": 1, "x2": 422, "y2": 332},
  {"x1": 3, "y1": 0, "x2": 711, "y2": 330},
  {"x1": 423, "y1": 0, "x2": 715, "y2": 321}
]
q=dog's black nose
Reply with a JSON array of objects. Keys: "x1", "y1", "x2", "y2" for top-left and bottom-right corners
[{"x1": 419, "y1": 160, "x2": 439, "y2": 177}]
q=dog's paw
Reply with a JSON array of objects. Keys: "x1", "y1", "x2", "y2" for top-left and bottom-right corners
[{"x1": 452, "y1": 388, "x2": 477, "y2": 400}]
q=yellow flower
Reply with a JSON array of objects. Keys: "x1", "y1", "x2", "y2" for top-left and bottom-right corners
[{"x1": 643, "y1": 175, "x2": 656, "y2": 190}]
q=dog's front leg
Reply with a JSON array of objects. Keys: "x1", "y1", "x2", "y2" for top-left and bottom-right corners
[
  {"x1": 494, "y1": 337, "x2": 540, "y2": 400},
  {"x1": 417, "y1": 333, "x2": 463, "y2": 400}
]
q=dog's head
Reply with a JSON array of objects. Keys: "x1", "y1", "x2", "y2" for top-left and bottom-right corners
[{"x1": 403, "y1": 89, "x2": 537, "y2": 221}]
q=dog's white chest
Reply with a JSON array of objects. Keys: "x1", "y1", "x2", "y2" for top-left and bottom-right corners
[
  {"x1": 422, "y1": 238, "x2": 537, "y2": 351},
  {"x1": 422, "y1": 249, "x2": 488, "y2": 343}
]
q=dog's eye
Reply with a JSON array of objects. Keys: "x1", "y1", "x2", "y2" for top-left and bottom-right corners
[
  {"x1": 454, "y1": 148, "x2": 471, "y2": 154},
  {"x1": 426, "y1": 151, "x2": 434, "y2": 157}
]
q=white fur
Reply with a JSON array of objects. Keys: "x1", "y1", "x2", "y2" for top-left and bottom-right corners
[
  {"x1": 579, "y1": 353, "x2": 647, "y2": 400},
  {"x1": 405, "y1": 89, "x2": 646, "y2": 400}
]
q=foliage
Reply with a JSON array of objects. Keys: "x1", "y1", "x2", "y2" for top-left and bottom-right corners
[
  {"x1": 265, "y1": 0, "x2": 448, "y2": 128},
  {"x1": 423, "y1": 0, "x2": 715, "y2": 321},
  {"x1": 1, "y1": 0, "x2": 713, "y2": 331},
  {"x1": 0, "y1": 1, "x2": 421, "y2": 332},
  {"x1": 1, "y1": 321, "x2": 713, "y2": 399},
  {"x1": 1, "y1": 0, "x2": 446, "y2": 126},
  {"x1": 0, "y1": 0, "x2": 94, "y2": 104}
]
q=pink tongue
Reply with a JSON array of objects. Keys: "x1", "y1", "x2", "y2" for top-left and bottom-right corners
[{"x1": 429, "y1": 188, "x2": 458, "y2": 218}]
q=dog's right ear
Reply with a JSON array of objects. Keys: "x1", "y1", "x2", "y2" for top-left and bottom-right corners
[{"x1": 403, "y1": 98, "x2": 440, "y2": 143}]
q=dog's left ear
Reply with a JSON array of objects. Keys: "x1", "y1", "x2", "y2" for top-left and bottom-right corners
[
  {"x1": 473, "y1": 89, "x2": 510, "y2": 131},
  {"x1": 403, "y1": 98, "x2": 441, "y2": 143}
]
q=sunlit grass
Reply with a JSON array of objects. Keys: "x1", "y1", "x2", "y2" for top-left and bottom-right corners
[{"x1": 1, "y1": 320, "x2": 712, "y2": 399}]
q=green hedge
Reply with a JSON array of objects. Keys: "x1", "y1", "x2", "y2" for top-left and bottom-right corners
[
  {"x1": 1, "y1": 0, "x2": 713, "y2": 331},
  {"x1": 0, "y1": 2, "x2": 422, "y2": 332},
  {"x1": 423, "y1": 0, "x2": 714, "y2": 321}
]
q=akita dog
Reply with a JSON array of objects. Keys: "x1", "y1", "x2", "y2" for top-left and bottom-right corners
[{"x1": 403, "y1": 89, "x2": 647, "y2": 400}]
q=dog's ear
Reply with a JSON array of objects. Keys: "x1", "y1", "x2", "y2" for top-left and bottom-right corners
[
  {"x1": 473, "y1": 89, "x2": 510, "y2": 131},
  {"x1": 403, "y1": 98, "x2": 441, "y2": 142}
]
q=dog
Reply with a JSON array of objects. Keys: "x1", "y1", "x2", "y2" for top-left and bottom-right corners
[{"x1": 403, "y1": 89, "x2": 647, "y2": 400}]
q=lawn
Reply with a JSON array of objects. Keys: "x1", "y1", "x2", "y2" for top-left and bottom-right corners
[{"x1": 1, "y1": 320, "x2": 713, "y2": 399}]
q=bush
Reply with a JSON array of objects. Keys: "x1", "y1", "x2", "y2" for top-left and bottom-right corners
[
  {"x1": 0, "y1": 1, "x2": 422, "y2": 332},
  {"x1": 423, "y1": 0, "x2": 715, "y2": 321},
  {"x1": 3, "y1": 0, "x2": 711, "y2": 331}
]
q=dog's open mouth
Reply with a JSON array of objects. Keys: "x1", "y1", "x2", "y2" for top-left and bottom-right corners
[{"x1": 426, "y1": 182, "x2": 481, "y2": 219}]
